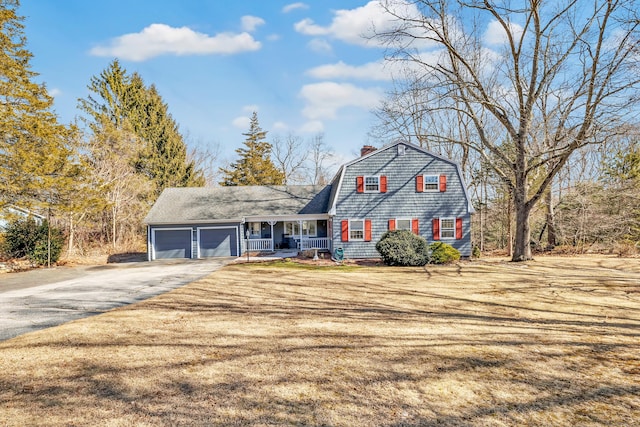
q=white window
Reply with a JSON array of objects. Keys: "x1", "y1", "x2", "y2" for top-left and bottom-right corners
[
  {"x1": 440, "y1": 218, "x2": 455, "y2": 239},
  {"x1": 248, "y1": 222, "x2": 261, "y2": 237},
  {"x1": 364, "y1": 176, "x2": 380, "y2": 192},
  {"x1": 398, "y1": 144, "x2": 406, "y2": 156},
  {"x1": 396, "y1": 218, "x2": 412, "y2": 231},
  {"x1": 349, "y1": 220, "x2": 364, "y2": 241},
  {"x1": 285, "y1": 220, "x2": 317, "y2": 237},
  {"x1": 424, "y1": 175, "x2": 439, "y2": 191}
]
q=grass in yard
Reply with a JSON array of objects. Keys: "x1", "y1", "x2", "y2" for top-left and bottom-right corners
[
  {"x1": 239, "y1": 258, "x2": 362, "y2": 271},
  {"x1": 0, "y1": 256, "x2": 639, "y2": 426}
]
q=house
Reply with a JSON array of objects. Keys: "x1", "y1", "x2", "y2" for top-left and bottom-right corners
[
  {"x1": 0, "y1": 205, "x2": 46, "y2": 231},
  {"x1": 144, "y1": 141, "x2": 474, "y2": 260}
]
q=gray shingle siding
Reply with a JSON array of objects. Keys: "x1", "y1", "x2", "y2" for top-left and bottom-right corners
[
  {"x1": 144, "y1": 141, "x2": 473, "y2": 260},
  {"x1": 331, "y1": 143, "x2": 473, "y2": 258}
]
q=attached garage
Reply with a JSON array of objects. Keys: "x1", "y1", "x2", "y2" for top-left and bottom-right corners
[
  {"x1": 198, "y1": 227, "x2": 238, "y2": 257},
  {"x1": 152, "y1": 228, "x2": 192, "y2": 259},
  {"x1": 144, "y1": 186, "x2": 333, "y2": 261}
]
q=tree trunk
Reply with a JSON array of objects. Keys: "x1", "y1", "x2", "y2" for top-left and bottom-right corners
[
  {"x1": 545, "y1": 188, "x2": 557, "y2": 249},
  {"x1": 112, "y1": 205, "x2": 117, "y2": 250},
  {"x1": 506, "y1": 193, "x2": 513, "y2": 257},
  {"x1": 67, "y1": 215, "x2": 75, "y2": 256},
  {"x1": 512, "y1": 178, "x2": 533, "y2": 261}
]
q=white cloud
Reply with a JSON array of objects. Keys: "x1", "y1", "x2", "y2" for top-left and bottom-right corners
[
  {"x1": 294, "y1": 18, "x2": 327, "y2": 37},
  {"x1": 293, "y1": 1, "x2": 408, "y2": 47},
  {"x1": 90, "y1": 23, "x2": 261, "y2": 61},
  {"x1": 241, "y1": 15, "x2": 265, "y2": 32},
  {"x1": 307, "y1": 60, "x2": 392, "y2": 81},
  {"x1": 299, "y1": 120, "x2": 325, "y2": 134},
  {"x1": 307, "y1": 38, "x2": 333, "y2": 54},
  {"x1": 483, "y1": 19, "x2": 524, "y2": 45},
  {"x1": 48, "y1": 88, "x2": 62, "y2": 97},
  {"x1": 232, "y1": 116, "x2": 251, "y2": 129},
  {"x1": 300, "y1": 82, "x2": 382, "y2": 120},
  {"x1": 294, "y1": 1, "x2": 440, "y2": 50},
  {"x1": 272, "y1": 121, "x2": 289, "y2": 132},
  {"x1": 282, "y1": 2, "x2": 309, "y2": 13},
  {"x1": 242, "y1": 104, "x2": 260, "y2": 113}
]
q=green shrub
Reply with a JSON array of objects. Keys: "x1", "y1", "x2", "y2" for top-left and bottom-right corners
[
  {"x1": 376, "y1": 230, "x2": 429, "y2": 266},
  {"x1": 428, "y1": 241, "x2": 461, "y2": 264},
  {"x1": 472, "y1": 245, "x2": 481, "y2": 258},
  {"x1": 3, "y1": 218, "x2": 64, "y2": 265}
]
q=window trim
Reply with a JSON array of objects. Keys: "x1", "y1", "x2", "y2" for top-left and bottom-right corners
[
  {"x1": 284, "y1": 220, "x2": 318, "y2": 237},
  {"x1": 423, "y1": 174, "x2": 440, "y2": 192},
  {"x1": 248, "y1": 222, "x2": 261, "y2": 237},
  {"x1": 395, "y1": 218, "x2": 412, "y2": 231},
  {"x1": 364, "y1": 175, "x2": 380, "y2": 193},
  {"x1": 349, "y1": 219, "x2": 365, "y2": 241},
  {"x1": 440, "y1": 217, "x2": 456, "y2": 240}
]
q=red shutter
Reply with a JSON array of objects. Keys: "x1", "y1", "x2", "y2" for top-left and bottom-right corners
[
  {"x1": 364, "y1": 219, "x2": 372, "y2": 242},
  {"x1": 380, "y1": 176, "x2": 387, "y2": 193},
  {"x1": 416, "y1": 175, "x2": 424, "y2": 192},
  {"x1": 432, "y1": 218, "x2": 440, "y2": 240},
  {"x1": 388, "y1": 219, "x2": 396, "y2": 231},
  {"x1": 341, "y1": 220, "x2": 349, "y2": 241},
  {"x1": 456, "y1": 217, "x2": 463, "y2": 239},
  {"x1": 439, "y1": 174, "x2": 447, "y2": 192},
  {"x1": 356, "y1": 176, "x2": 364, "y2": 193},
  {"x1": 412, "y1": 218, "x2": 419, "y2": 235}
]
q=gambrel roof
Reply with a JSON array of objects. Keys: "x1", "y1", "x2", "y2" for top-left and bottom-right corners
[{"x1": 327, "y1": 141, "x2": 475, "y2": 215}]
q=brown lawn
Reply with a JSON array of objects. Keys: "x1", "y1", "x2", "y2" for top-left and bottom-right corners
[{"x1": 0, "y1": 256, "x2": 639, "y2": 426}]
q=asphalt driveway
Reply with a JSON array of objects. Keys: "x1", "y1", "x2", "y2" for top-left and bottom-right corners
[{"x1": 0, "y1": 258, "x2": 232, "y2": 341}]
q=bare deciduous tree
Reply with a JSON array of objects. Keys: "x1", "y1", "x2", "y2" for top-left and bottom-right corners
[
  {"x1": 377, "y1": 0, "x2": 640, "y2": 260},
  {"x1": 272, "y1": 133, "x2": 308, "y2": 185},
  {"x1": 306, "y1": 133, "x2": 337, "y2": 186},
  {"x1": 185, "y1": 137, "x2": 222, "y2": 187}
]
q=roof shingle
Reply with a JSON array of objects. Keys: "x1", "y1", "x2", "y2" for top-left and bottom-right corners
[{"x1": 144, "y1": 185, "x2": 332, "y2": 224}]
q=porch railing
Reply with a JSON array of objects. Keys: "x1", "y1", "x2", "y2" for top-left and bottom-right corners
[
  {"x1": 247, "y1": 238, "x2": 273, "y2": 251},
  {"x1": 299, "y1": 237, "x2": 330, "y2": 250}
]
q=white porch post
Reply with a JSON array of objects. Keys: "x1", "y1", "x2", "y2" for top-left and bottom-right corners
[
  {"x1": 268, "y1": 220, "x2": 276, "y2": 251},
  {"x1": 298, "y1": 220, "x2": 303, "y2": 250}
]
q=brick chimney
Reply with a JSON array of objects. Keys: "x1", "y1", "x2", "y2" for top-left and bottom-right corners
[{"x1": 361, "y1": 145, "x2": 377, "y2": 157}]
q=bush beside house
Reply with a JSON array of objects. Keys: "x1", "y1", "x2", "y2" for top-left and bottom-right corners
[
  {"x1": 428, "y1": 241, "x2": 461, "y2": 264},
  {"x1": 376, "y1": 230, "x2": 461, "y2": 266},
  {"x1": 376, "y1": 230, "x2": 430, "y2": 266},
  {"x1": 2, "y1": 218, "x2": 64, "y2": 266}
]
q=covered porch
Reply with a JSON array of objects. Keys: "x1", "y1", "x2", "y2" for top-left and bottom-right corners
[{"x1": 243, "y1": 216, "x2": 331, "y2": 253}]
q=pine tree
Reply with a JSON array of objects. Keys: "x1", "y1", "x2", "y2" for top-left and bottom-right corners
[
  {"x1": 134, "y1": 83, "x2": 204, "y2": 192},
  {"x1": 79, "y1": 60, "x2": 204, "y2": 197},
  {"x1": 220, "y1": 112, "x2": 285, "y2": 186},
  {"x1": 0, "y1": 0, "x2": 79, "y2": 210}
]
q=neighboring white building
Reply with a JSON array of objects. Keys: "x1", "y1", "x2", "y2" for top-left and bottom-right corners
[{"x1": 0, "y1": 206, "x2": 46, "y2": 231}]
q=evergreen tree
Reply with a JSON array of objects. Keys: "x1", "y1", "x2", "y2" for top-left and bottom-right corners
[
  {"x1": 220, "y1": 112, "x2": 285, "y2": 186},
  {"x1": 134, "y1": 83, "x2": 204, "y2": 191},
  {"x1": 79, "y1": 60, "x2": 204, "y2": 197},
  {"x1": 0, "y1": 0, "x2": 79, "y2": 209}
]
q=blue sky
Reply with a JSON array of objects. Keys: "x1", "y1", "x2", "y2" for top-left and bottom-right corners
[{"x1": 20, "y1": 1, "x2": 410, "y2": 163}]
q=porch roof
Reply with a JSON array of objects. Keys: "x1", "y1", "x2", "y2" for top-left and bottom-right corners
[{"x1": 144, "y1": 185, "x2": 332, "y2": 225}]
